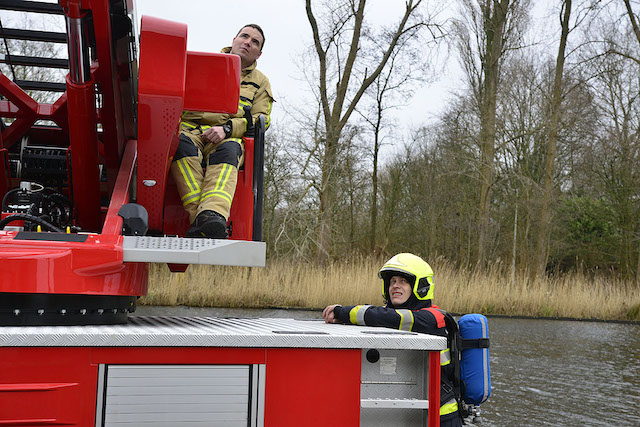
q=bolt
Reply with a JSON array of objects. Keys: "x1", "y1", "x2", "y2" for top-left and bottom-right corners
[
  {"x1": 13, "y1": 309, "x2": 20, "y2": 316},
  {"x1": 80, "y1": 309, "x2": 87, "y2": 315},
  {"x1": 37, "y1": 309, "x2": 44, "y2": 315}
]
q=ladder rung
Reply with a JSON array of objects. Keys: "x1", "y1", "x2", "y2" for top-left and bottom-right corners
[
  {"x1": 14, "y1": 80, "x2": 66, "y2": 92},
  {"x1": 0, "y1": 28, "x2": 67, "y2": 43},
  {"x1": 0, "y1": 0, "x2": 64, "y2": 15},
  {"x1": 0, "y1": 54, "x2": 68, "y2": 69}
]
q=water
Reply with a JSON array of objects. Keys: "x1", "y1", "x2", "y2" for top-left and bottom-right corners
[{"x1": 134, "y1": 306, "x2": 640, "y2": 426}]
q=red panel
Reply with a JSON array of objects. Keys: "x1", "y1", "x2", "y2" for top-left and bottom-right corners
[
  {"x1": 136, "y1": 16, "x2": 188, "y2": 232},
  {"x1": 428, "y1": 351, "x2": 441, "y2": 427},
  {"x1": 0, "y1": 233, "x2": 148, "y2": 296},
  {"x1": 183, "y1": 51, "x2": 240, "y2": 113},
  {"x1": 264, "y1": 348, "x2": 361, "y2": 426},
  {"x1": 0, "y1": 348, "x2": 98, "y2": 426},
  {"x1": 66, "y1": 76, "x2": 101, "y2": 232},
  {"x1": 228, "y1": 136, "x2": 254, "y2": 240},
  {"x1": 92, "y1": 347, "x2": 266, "y2": 365},
  {"x1": 102, "y1": 139, "x2": 136, "y2": 236}
]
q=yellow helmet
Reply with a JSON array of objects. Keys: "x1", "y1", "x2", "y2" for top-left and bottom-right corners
[{"x1": 379, "y1": 253, "x2": 434, "y2": 303}]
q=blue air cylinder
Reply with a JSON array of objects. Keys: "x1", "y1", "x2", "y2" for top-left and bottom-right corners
[{"x1": 459, "y1": 313, "x2": 491, "y2": 404}]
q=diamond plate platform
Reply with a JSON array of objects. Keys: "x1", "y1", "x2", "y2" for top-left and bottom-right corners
[
  {"x1": 122, "y1": 236, "x2": 266, "y2": 267},
  {"x1": 0, "y1": 316, "x2": 447, "y2": 350}
]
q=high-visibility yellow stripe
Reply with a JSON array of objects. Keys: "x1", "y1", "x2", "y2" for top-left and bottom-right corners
[
  {"x1": 440, "y1": 399, "x2": 458, "y2": 416},
  {"x1": 395, "y1": 309, "x2": 414, "y2": 331},
  {"x1": 177, "y1": 158, "x2": 199, "y2": 194},
  {"x1": 213, "y1": 164, "x2": 232, "y2": 193},
  {"x1": 349, "y1": 305, "x2": 370, "y2": 325},
  {"x1": 440, "y1": 349, "x2": 451, "y2": 366},
  {"x1": 181, "y1": 121, "x2": 211, "y2": 131},
  {"x1": 265, "y1": 98, "x2": 272, "y2": 129},
  {"x1": 181, "y1": 191, "x2": 201, "y2": 206},
  {"x1": 200, "y1": 189, "x2": 232, "y2": 205}
]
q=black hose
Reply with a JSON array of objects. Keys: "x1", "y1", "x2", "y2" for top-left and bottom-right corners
[
  {"x1": 1, "y1": 188, "x2": 21, "y2": 211},
  {"x1": 0, "y1": 213, "x2": 64, "y2": 232}
]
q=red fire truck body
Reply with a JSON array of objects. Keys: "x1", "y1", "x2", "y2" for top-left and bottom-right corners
[{"x1": 0, "y1": 1, "x2": 444, "y2": 425}]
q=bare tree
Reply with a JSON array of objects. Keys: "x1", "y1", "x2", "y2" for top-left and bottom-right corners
[
  {"x1": 534, "y1": 0, "x2": 573, "y2": 276},
  {"x1": 0, "y1": 15, "x2": 66, "y2": 105},
  {"x1": 304, "y1": 0, "x2": 443, "y2": 262},
  {"x1": 454, "y1": 0, "x2": 530, "y2": 265}
]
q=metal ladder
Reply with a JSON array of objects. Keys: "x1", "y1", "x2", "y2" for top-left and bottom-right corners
[{"x1": 0, "y1": 0, "x2": 67, "y2": 92}]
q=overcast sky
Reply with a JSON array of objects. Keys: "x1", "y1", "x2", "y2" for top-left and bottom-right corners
[{"x1": 134, "y1": 0, "x2": 464, "y2": 140}]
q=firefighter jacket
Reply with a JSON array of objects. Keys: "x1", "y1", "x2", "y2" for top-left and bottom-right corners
[
  {"x1": 333, "y1": 303, "x2": 461, "y2": 422},
  {"x1": 181, "y1": 47, "x2": 274, "y2": 137}
]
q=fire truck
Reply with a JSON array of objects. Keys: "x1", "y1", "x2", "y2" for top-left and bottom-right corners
[{"x1": 0, "y1": 1, "x2": 447, "y2": 426}]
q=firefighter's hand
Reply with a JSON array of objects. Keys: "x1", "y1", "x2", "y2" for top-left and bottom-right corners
[
  {"x1": 322, "y1": 304, "x2": 340, "y2": 323},
  {"x1": 203, "y1": 126, "x2": 226, "y2": 144}
]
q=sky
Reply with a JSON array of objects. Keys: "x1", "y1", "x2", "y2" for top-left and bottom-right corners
[
  {"x1": 134, "y1": 0, "x2": 464, "y2": 142},
  {"x1": 1, "y1": 0, "x2": 558, "y2": 156}
]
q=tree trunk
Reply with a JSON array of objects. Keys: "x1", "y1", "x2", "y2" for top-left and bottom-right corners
[
  {"x1": 476, "y1": 0, "x2": 510, "y2": 266},
  {"x1": 535, "y1": 0, "x2": 571, "y2": 276}
]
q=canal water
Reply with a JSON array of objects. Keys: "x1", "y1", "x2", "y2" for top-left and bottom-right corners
[{"x1": 134, "y1": 306, "x2": 640, "y2": 426}]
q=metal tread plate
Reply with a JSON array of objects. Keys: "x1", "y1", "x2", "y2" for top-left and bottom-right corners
[
  {"x1": 122, "y1": 236, "x2": 266, "y2": 267},
  {"x1": 361, "y1": 399, "x2": 430, "y2": 409},
  {"x1": 0, "y1": 316, "x2": 447, "y2": 350}
]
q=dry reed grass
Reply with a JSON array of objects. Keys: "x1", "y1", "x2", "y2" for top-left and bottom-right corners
[{"x1": 141, "y1": 257, "x2": 640, "y2": 321}]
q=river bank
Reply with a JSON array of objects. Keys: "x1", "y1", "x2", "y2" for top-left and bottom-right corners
[{"x1": 140, "y1": 258, "x2": 640, "y2": 322}]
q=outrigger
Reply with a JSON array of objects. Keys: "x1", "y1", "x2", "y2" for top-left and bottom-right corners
[{"x1": 0, "y1": 1, "x2": 453, "y2": 425}]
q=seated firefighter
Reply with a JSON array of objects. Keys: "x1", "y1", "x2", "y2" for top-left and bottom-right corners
[
  {"x1": 171, "y1": 24, "x2": 273, "y2": 239},
  {"x1": 322, "y1": 253, "x2": 463, "y2": 427}
]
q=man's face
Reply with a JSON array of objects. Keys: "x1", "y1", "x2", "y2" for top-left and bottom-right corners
[
  {"x1": 389, "y1": 275, "x2": 412, "y2": 306},
  {"x1": 231, "y1": 26, "x2": 263, "y2": 68}
]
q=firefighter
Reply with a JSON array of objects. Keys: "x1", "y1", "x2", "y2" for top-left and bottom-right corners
[
  {"x1": 172, "y1": 24, "x2": 274, "y2": 238},
  {"x1": 323, "y1": 253, "x2": 463, "y2": 427}
]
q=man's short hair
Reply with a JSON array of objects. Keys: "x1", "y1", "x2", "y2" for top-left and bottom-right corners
[{"x1": 237, "y1": 24, "x2": 265, "y2": 51}]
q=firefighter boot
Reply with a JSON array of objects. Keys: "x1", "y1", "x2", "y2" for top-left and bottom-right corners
[{"x1": 186, "y1": 210, "x2": 228, "y2": 239}]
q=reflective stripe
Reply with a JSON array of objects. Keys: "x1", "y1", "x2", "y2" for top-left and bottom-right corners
[
  {"x1": 181, "y1": 121, "x2": 211, "y2": 131},
  {"x1": 481, "y1": 315, "x2": 490, "y2": 401},
  {"x1": 440, "y1": 348, "x2": 451, "y2": 366},
  {"x1": 239, "y1": 99, "x2": 251, "y2": 108},
  {"x1": 349, "y1": 305, "x2": 371, "y2": 325},
  {"x1": 440, "y1": 399, "x2": 458, "y2": 416},
  {"x1": 200, "y1": 189, "x2": 232, "y2": 205},
  {"x1": 181, "y1": 190, "x2": 201, "y2": 205},
  {"x1": 394, "y1": 309, "x2": 414, "y2": 331},
  {"x1": 265, "y1": 97, "x2": 272, "y2": 129},
  {"x1": 176, "y1": 158, "x2": 200, "y2": 204},
  {"x1": 199, "y1": 164, "x2": 233, "y2": 205}
]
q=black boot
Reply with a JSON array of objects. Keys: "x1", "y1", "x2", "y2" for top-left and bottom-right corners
[{"x1": 186, "y1": 210, "x2": 228, "y2": 239}]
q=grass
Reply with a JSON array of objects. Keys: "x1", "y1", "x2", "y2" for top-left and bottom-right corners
[{"x1": 141, "y1": 257, "x2": 640, "y2": 322}]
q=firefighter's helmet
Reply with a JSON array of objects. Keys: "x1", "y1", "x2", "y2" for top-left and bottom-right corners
[{"x1": 379, "y1": 253, "x2": 434, "y2": 303}]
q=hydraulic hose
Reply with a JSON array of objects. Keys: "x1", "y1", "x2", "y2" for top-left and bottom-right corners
[{"x1": 0, "y1": 213, "x2": 64, "y2": 232}]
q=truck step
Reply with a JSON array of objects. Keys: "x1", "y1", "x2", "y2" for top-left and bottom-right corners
[
  {"x1": 361, "y1": 399, "x2": 429, "y2": 409},
  {"x1": 122, "y1": 236, "x2": 266, "y2": 267}
]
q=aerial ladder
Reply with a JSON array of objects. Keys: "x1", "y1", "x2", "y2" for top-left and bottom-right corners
[{"x1": 0, "y1": 0, "x2": 266, "y2": 326}]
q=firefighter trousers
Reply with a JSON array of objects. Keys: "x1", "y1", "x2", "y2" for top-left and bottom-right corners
[{"x1": 170, "y1": 130, "x2": 245, "y2": 223}]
